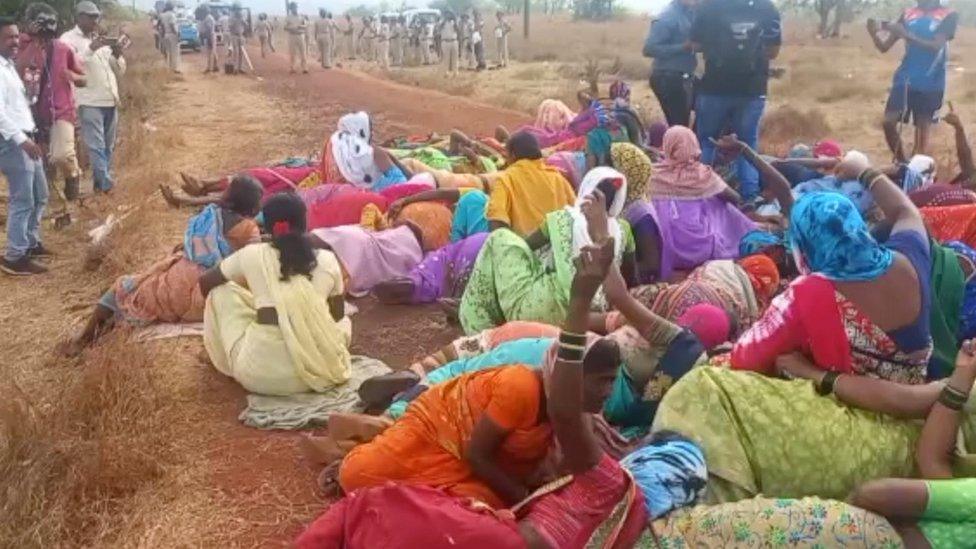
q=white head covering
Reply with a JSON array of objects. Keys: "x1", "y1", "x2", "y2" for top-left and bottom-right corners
[
  {"x1": 566, "y1": 166, "x2": 627, "y2": 259},
  {"x1": 907, "y1": 154, "x2": 937, "y2": 187},
  {"x1": 330, "y1": 112, "x2": 380, "y2": 188}
]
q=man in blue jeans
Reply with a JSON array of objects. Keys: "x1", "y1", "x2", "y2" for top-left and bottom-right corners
[
  {"x1": 0, "y1": 17, "x2": 50, "y2": 275},
  {"x1": 690, "y1": 0, "x2": 781, "y2": 201},
  {"x1": 61, "y1": 1, "x2": 127, "y2": 194}
]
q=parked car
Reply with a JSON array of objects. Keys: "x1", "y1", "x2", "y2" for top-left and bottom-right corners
[
  {"x1": 178, "y1": 15, "x2": 200, "y2": 50},
  {"x1": 402, "y1": 8, "x2": 440, "y2": 28}
]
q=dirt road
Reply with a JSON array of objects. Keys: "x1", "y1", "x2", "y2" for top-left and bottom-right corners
[{"x1": 0, "y1": 42, "x2": 528, "y2": 546}]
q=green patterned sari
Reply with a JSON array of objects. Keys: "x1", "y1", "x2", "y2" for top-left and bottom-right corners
[{"x1": 652, "y1": 366, "x2": 976, "y2": 503}]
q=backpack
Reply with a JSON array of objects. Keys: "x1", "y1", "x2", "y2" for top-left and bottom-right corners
[{"x1": 709, "y1": 10, "x2": 765, "y2": 74}]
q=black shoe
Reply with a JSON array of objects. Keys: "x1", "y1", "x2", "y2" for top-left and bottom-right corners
[
  {"x1": 28, "y1": 243, "x2": 54, "y2": 258},
  {"x1": 1, "y1": 256, "x2": 49, "y2": 276}
]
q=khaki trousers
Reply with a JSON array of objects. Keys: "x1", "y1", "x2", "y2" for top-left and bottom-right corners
[
  {"x1": 165, "y1": 34, "x2": 181, "y2": 71},
  {"x1": 318, "y1": 36, "x2": 333, "y2": 68},
  {"x1": 496, "y1": 35, "x2": 509, "y2": 66},
  {"x1": 288, "y1": 34, "x2": 308, "y2": 71},
  {"x1": 420, "y1": 39, "x2": 432, "y2": 64},
  {"x1": 378, "y1": 39, "x2": 389, "y2": 69},
  {"x1": 443, "y1": 40, "x2": 458, "y2": 74},
  {"x1": 48, "y1": 119, "x2": 80, "y2": 181}
]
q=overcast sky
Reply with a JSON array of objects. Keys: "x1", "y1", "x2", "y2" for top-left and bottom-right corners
[{"x1": 139, "y1": 0, "x2": 671, "y2": 17}]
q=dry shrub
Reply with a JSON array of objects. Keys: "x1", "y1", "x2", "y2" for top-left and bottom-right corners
[
  {"x1": 760, "y1": 105, "x2": 834, "y2": 155},
  {"x1": 0, "y1": 338, "x2": 176, "y2": 546}
]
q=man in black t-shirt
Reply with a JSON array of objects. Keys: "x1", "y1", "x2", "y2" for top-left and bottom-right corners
[{"x1": 690, "y1": 0, "x2": 781, "y2": 200}]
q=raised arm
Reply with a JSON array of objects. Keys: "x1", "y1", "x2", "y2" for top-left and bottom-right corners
[
  {"x1": 547, "y1": 238, "x2": 614, "y2": 474},
  {"x1": 836, "y1": 154, "x2": 925, "y2": 237},
  {"x1": 719, "y1": 135, "x2": 794, "y2": 217},
  {"x1": 945, "y1": 107, "x2": 975, "y2": 186},
  {"x1": 917, "y1": 341, "x2": 976, "y2": 479}
]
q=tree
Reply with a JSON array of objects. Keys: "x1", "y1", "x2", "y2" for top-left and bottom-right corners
[{"x1": 572, "y1": 0, "x2": 613, "y2": 20}]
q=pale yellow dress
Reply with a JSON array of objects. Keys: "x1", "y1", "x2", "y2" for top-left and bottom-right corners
[{"x1": 204, "y1": 243, "x2": 352, "y2": 395}]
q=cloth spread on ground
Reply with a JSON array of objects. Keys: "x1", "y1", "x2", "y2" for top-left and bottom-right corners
[
  {"x1": 239, "y1": 356, "x2": 391, "y2": 429},
  {"x1": 133, "y1": 322, "x2": 205, "y2": 342}
]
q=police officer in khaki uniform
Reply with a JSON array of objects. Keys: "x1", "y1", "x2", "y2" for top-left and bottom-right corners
[
  {"x1": 284, "y1": 2, "x2": 308, "y2": 73},
  {"x1": 440, "y1": 12, "x2": 459, "y2": 75},
  {"x1": 314, "y1": 9, "x2": 332, "y2": 68}
]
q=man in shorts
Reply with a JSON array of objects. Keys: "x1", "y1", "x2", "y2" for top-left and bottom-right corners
[{"x1": 869, "y1": 0, "x2": 958, "y2": 160}]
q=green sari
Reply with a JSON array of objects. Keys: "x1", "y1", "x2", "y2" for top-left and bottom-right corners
[
  {"x1": 459, "y1": 210, "x2": 576, "y2": 334},
  {"x1": 930, "y1": 240, "x2": 965, "y2": 375},
  {"x1": 652, "y1": 366, "x2": 976, "y2": 504}
]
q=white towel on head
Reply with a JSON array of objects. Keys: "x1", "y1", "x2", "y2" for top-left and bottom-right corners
[
  {"x1": 330, "y1": 131, "x2": 381, "y2": 188},
  {"x1": 565, "y1": 166, "x2": 627, "y2": 259}
]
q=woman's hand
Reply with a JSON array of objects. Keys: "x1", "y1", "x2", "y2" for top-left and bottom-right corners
[
  {"x1": 714, "y1": 134, "x2": 746, "y2": 154},
  {"x1": 581, "y1": 189, "x2": 609, "y2": 243},
  {"x1": 955, "y1": 339, "x2": 976, "y2": 382},
  {"x1": 388, "y1": 198, "x2": 407, "y2": 218},
  {"x1": 775, "y1": 352, "x2": 826, "y2": 384},
  {"x1": 944, "y1": 103, "x2": 962, "y2": 130},
  {"x1": 571, "y1": 239, "x2": 614, "y2": 302}
]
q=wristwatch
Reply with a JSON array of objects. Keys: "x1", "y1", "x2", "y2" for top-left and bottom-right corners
[{"x1": 816, "y1": 372, "x2": 840, "y2": 396}]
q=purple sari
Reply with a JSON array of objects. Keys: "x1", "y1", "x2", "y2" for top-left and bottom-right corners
[
  {"x1": 409, "y1": 232, "x2": 489, "y2": 303},
  {"x1": 625, "y1": 197, "x2": 756, "y2": 282}
]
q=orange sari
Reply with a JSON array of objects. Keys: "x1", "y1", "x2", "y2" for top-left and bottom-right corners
[
  {"x1": 922, "y1": 204, "x2": 976, "y2": 248},
  {"x1": 338, "y1": 365, "x2": 552, "y2": 509},
  {"x1": 394, "y1": 201, "x2": 453, "y2": 251}
]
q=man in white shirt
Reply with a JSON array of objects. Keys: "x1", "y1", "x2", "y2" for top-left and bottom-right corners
[
  {"x1": 61, "y1": 1, "x2": 126, "y2": 195},
  {"x1": 0, "y1": 17, "x2": 50, "y2": 275}
]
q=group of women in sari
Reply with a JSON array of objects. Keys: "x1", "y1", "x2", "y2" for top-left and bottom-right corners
[{"x1": 63, "y1": 84, "x2": 976, "y2": 546}]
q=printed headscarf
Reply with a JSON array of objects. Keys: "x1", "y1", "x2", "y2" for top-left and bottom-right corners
[
  {"x1": 611, "y1": 142, "x2": 652, "y2": 204},
  {"x1": 789, "y1": 192, "x2": 894, "y2": 281},
  {"x1": 649, "y1": 126, "x2": 727, "y2": 199},
  {"x1": 620, "y1": 435, "x2": 708, "y2": 520}
]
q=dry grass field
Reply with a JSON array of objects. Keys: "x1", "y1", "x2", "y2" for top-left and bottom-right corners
[{"x1": 365, "y1": 13, "x2": 975, "y2": 171}]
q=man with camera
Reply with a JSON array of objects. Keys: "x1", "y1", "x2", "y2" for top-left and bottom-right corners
[
  {"x1": 868, "y1": 0, "x2": 958, "y2": 160},
  {"x1": 61, "y1": 1, "x2": 127, "y2": 196},
  {"x1": 0, "y1": 16, "x2": 50, "y2": 275},
  {"x1": 16, "y1": 3, "x2": 86, "y2": 205}
]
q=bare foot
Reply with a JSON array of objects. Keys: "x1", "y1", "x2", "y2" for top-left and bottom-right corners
[
  {"x1": 56, "y1": 336, "x2": 86, "y2": 358},
  {"x1": 438, "y1": 298, "x2": 460, "y2": 325},
  {"x1": 179, "y1": 172, "x2": 206, "y2": 196},
  {"x1": 159, "y1": 185, "x2": 182, "y2": 208},
  {"x1": 494, "y1": 125, "x2": 510, "y2": 143}
]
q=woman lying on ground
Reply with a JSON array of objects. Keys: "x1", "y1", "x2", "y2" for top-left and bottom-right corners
[
  {"x1": 652, "y1": 349, "x2": 972, "y2": 504},
  {"x1": 621, "y1": 129, "x2": 767, "y2": 283},
  {"x1": 307, "y1": 220, "x2": 424, "y2": 297},
  {"x1": 598, "y1": 254, "x2": 781, "y2": 343},
  {"x1": 320, "y1": 111, "x2": 413, "y2": 191},
  {"x1": 59, "y1": 176, "x2": 264, "y2": 356},
  {"x1": 371, "y1": 232, "x2": 489, "y2": 305},
  {"x1": 732, "y1": 152, "x2": 933, "y2": 384},
  {"x1": 386, "y1": 187, "x2": 489, "y2": 242},
  {"x1": 849, "y1": 340, "x2": 976, "y2": 548},
  {"x1": 497, "y1": 90, "x2": 610, "y2": 150},
  {"x1": 199, "y1": 193, "x2": 352, "y2": 396},
  {"x1": 300, "y1": 237, "x2": 647, "y2": 548},
  {"x1": 176, "y1": 161, "x2": 318, "y2": 200},
  {"x1": 459, "y1": 169, "x2": 635, "y2": 333}
]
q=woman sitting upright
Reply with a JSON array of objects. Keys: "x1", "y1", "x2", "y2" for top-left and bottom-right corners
[
  {"x1": 200, "y1": 193, "x2": 352, "y2": 396},
  {"x1": 732, "y1": 153, "x2": 933, "y2": 384}
]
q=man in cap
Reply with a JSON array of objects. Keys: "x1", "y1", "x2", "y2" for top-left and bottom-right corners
[{"x1": 61, "y1": 1, "x2": 127, "y2": 195}]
